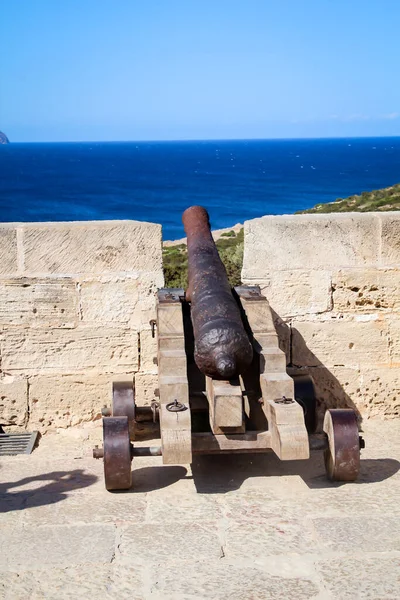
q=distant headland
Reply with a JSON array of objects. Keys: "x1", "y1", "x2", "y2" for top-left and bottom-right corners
[{"x1": 0, "y1": 131, "x2": 10, "y2": 144}]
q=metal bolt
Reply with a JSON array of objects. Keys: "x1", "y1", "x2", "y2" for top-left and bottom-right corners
[
  {"x1": 275, "y1": 396, "x2": 294, "y2": 405},
  {"x1": 92, "y1": 446, "x2": 104, "y2": 459},
  {"x1": 166, "y1": 399, "x2": 187, "y2": 412}
]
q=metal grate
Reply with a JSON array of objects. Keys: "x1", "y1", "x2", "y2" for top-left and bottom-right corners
[{"x1": 0, "y1": 431, "x2": 39, "y2": 456}]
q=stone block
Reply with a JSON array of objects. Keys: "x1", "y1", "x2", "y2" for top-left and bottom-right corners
[
  {"x1": 139, "y1": 328, "x2": 158, "y2": 371},
  {"x1": 380, "y1": 212, "x2": 400, "y2": 266},
  {"x1": 79, "y1": 273, "x2": 162, "y2": 327},
  {"x1": 21, "y1": 491, "x2": 146, "y2": 525},
  {"x1": 313, "y1": 516, "x2": 400, "y2": 552},
  {"x1": 332, "y1": 268, "x2": 400, "y2": 311},
  {"x1": 252, "y1": 270, "x2": 332, "y2": 317},
  {"x1": 134, "y1": 372, "x2": 159, "y2": 406},
  {"x1": 305, "y1": 365, "x2": 362, "y2": 415},
  {"x1": 79, "y1": 278, "x2": 140, "y2": 326},
  {"x1": 119, "y1": 523, "x2": 221, "y2": 563},
  {"x1": 22, "y1": 220, "x2": 162, "y2": 275},
  {"x1": 146, "y1": 493, "x2": 223, "y2": 523},
  {"x1": 0, "y1": 376, "x2": 28, "y2": 426},
  {"x1": 291, "y1": 318, "x2": 389, "y2": 368},
  {"x1": 0, "y1": 524, "x2": 115, "y2": 571},
  {"x1": 0, "y1": 567, "x2": 113, "y2": 600},
  {"x1": 0, "y1": 565, "x2": 146, "y2": 600},
  {"x1": 0, "y1": 226, "x2": 18, "y2": 275},
  {"x1": 243, "y1": 213, "x2": 380, "y2": 276},
  {"x1": 28, "y1": 374, "x2": 111, "y2": 430},
  {"x1": 0, "y1": 277, "x2": 78, "y2": 328},
  {"x1": 359, "y1": 367, "x2": 400, "y2": 418},
  {"x1": 225, "y1": 520, "x2": 315, "y2": 557},
  {"x1": 389, "y1": 316, "x2": 400, "y2": 363},
  {"x1": 314, "y1": 364, "x2": 361, "y2": 405},
  {"x1": 151, "y1": 562, "x2": 319, "y2": 600},
  {"x1": 136, "y1": 269, "x2": 164, "y2": 298},
  {"x1": 136, "y1": 296, "x2": 158, "y2": 327},
  {"x1": 1, "y1": 327, "x2": 139, "y2": 374},
  {"x1": 318, "y1": 556, "x2": 400, "y2": 600}
]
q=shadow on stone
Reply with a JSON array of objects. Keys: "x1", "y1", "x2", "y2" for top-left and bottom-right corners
[
  {"x1": 191, "y1": 452, "x2": 400, "y2": 493},
  {"x1": 0, "y1": 469, "x2": 98, "y2": 513},
  {"x1": 125, "y1": 465, "x2": 188, "y2": 494},
  {"x1": 270, "y1": 308, "x2": 362, "y2": 427}
]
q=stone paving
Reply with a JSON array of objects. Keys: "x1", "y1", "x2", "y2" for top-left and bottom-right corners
[{"x1": 1, "y1": 419, "x2": 400, "y2": 599}]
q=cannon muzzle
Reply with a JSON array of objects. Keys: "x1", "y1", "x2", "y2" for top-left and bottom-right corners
[{"x1": 183, "y1": 205, "x2": 253, "y2": 379}]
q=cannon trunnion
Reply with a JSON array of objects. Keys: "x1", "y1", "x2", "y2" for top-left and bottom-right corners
[{"x1": 94, "y1": 285, "x2": 363, "y2": 491}]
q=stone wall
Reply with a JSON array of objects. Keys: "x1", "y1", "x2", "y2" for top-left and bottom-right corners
[
  {"x1": 0, "y1": 220, "x2": 163, "y2": 432},
  {"x1": 242, "y1": 212, "x2": 400, "y2": 420}
]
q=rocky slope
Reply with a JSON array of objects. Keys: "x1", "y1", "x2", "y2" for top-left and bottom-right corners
[{"x1": 297, "y1": 183, "x2": 400, "y2": 213}]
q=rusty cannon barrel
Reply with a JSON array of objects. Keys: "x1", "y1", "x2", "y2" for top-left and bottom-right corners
[{"x1": 182, "y1": 205, "x2": 253, "y2": 379}]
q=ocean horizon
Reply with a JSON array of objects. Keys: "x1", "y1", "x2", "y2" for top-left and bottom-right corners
[{"x1": 1, "y1": 137, "x2": 399, "y2": 240}]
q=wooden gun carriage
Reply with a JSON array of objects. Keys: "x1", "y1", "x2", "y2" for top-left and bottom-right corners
[{"x1": 93, "y1": 207, "x2": 364, "y2": 490}]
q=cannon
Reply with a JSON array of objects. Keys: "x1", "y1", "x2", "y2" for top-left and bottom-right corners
[
  {"x1": 183, "y1": 205, "x2": 253, "y2": 379},
  {"x1": 94, "y1": 207, "x2": 364, "y2": 490}
]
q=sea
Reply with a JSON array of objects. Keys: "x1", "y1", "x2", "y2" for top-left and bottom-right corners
[{"x1": 1, "y1": 137, "x2": 399, "y2": 240}]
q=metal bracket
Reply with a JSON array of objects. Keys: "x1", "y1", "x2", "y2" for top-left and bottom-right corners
[
  {"x1": 150, "y1": 319, "x2": 157, "y2": 338},
  {"x1": 275, "y1": 396, "x2": 295, "y2": 405},
  {"x1": 157, "y1": 288, "x2": 185, "y2": 303},
  {"x1": 151, "y1": 401, "x2": 160, "y2": 422},
  {"x1": 166, "y1": 399, "x2": 188, "y2": 412}
]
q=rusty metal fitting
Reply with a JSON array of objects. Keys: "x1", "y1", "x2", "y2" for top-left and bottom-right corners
[
  {"x1": 166, "y1": 399, "x2": 187, "y2": 412},
  {"x1": 92, "y1": 445, "x2": 104, "y2": 459}
]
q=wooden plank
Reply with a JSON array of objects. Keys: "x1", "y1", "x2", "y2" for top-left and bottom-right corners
[
  {"x1": 264, "y1": 399, "x2": 309, "y2": 460},
  {"x1": 260, "y1": 372, "x2": 294, "y2": 401},
  {"x1": 206, "y1": 377, "x2": 245, "y2": 434},
  {"x1": 238, "y1": 288, "x2": 309, "y2": 461},
  {"x1": 192, "y1": 430, "x2": 271, "y2": 454},
  {"x1": 258, "y1": 347, "x2": 287, "y2": 374},
  {"x1": 261, "y1": 373, "x2": 309, "y2": 460},
  {"x1": 156, "y1": 297, "x2": 188, "y2": 406},
  {"x1": 239, "y1": 295, "x2": 276, "y2": 335},
  {"x1": 157, "y1": 303, "x2": 185, "y2": 338},
  {"x1": 158, "y1": 349, "x2": 187, "y2": 374},
  {"x1": 158, "y1": 375, "x2": 188, "y2": 405},
  {"x1": 160, "y1": 403, "x2": 192, "y2": 464},
  {"x1": 157, "y1": 296, "x2": 192, "y2": 464}
]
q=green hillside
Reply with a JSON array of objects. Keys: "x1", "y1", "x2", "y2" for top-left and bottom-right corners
[
  {"x1": 297, "y1": 183, "x2": 400, "y2": 214},
  {"x1": 163, "y1": 228, "x2": 244, "y2": 288}
]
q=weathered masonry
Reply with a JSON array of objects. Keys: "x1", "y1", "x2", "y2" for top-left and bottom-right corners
[
  {"x1": 242, "y1": 212, "x2": 400, "y2": 420},
  {"x1": 0, "y1": 212, "x2": 399, "y2": 432},
  {"x1": 0, "y1": 220, "x2": 163, "y2": 432}
]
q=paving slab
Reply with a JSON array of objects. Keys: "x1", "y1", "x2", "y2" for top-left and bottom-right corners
[
  {"x1": 0, "y1": 419, "x2": 399, "y2": 599},
  {"x1": 150, "y1": 561, "x2": 320, "y2": 600},
  {"x1": 317, "y1": 556, "x2": 400, "y2": 600},
  {"x1": 0, "y1": 524, "x2": 116, "y2": 572}
]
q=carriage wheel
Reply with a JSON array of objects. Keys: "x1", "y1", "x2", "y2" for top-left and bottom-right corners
[
  {"x1": 103, "y1": 416, "x2": 132, "y2": 491},
  {"x1": 323, "y1": 409, "x2": 360, "y2": 482},
  {"x1": 112, "y1": 381, "x2": 136, "y2": 440}
]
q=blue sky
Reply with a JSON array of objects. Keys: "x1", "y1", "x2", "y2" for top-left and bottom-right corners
[{"x1": 1, "y1": 0, "x2": 399, "y2": 142}]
